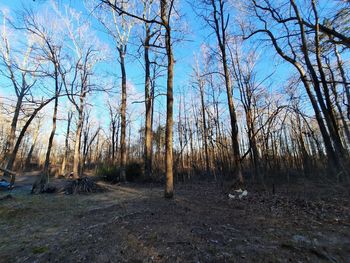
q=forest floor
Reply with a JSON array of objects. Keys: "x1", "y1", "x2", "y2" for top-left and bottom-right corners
[{"x1": 0, "y1": 173, "x2": 349, "y2": 263}]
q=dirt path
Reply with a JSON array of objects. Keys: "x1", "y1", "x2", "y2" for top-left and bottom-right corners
[
  {"x1": 0, "y1": 179, "x2": 349, "y2": 263},
  {"x1": 1, "y1": 171, "x2": 40, "y2": 193}
]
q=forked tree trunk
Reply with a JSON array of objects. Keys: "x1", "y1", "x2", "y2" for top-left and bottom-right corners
[{"x1": 5, "y1": 98, "x2": 55, "y2": 186}]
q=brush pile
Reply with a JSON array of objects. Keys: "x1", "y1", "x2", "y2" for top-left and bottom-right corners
[
  {"x1": 63, "y1": 177, "x2": 105, "y2": 194},
  {"x1": 31, "y1": 176, "x2": 105, "y2": 195}
]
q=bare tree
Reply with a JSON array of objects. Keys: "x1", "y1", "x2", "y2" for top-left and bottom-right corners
[
  {"x1": 0, "y1": 12, "x2": 36, "y2": 165},
  {"x1": 22, "y1": 8, "x2": 64, "y2": 191},
  {"x1": 92, "y1": 0, "x2": 134, "y2": 181},
  {"x1": 196, "y1": 0, "x2": 243, "y2": 184},
  {"x1": 192, "y1": 55, "x2": 210, "y2": 176},
  {"x1": 101, "y1": 0, "x2": 176, "y2": 197},
  {"x1": 244, "y1": 0, "x2": 349, "y2": 175},
  {"x1": 56, "y1": 7, "x2": 103, "y2": 178}
]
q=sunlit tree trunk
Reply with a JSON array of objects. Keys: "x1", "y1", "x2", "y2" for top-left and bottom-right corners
[
  {"x1": 73, "y1": 99, "x2": 84, "y2": 179},
  {"x1": 161, "y1": 0, "x2": 174, "y2": 198},
  {"x1": 119, "y1": 46, "x2": 127, "y2": 182},
  {"x1": 61, "y1": 111, "x2": 72, "y2": 176},
  {"x1": 144, "y1": 22, "x2": 153, "y2": 180},
  {"x1": 209, "y1": 0, "x2": 243, "y2": 183},
  {"x1": 43, "y1": 67, "x2": 59, "y2": 177},
  {"x1": 196, "y1": 67, "x2": 210, "y2": 176}
]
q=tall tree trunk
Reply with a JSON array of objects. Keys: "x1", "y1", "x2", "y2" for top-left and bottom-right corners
[
  {"x1": 73, "y1": 107, "x2": 83, "y2": 179},
  {"x1": 81, "y1": 123, "x2": 89, "y2": 174},
  {"x1": 246, "y1": 109, "x2": 260, "y2": 180},
  {"x1": 161, "y1": 0, "x2": 174, "y2": 198},
  {"x1": 144, "y1": 24, "x2": 153, "y2": 180},
  {"x1": 4, "y1": 94, "x2": 23, "y2": 163},
  {"x1": 291, "y1": 0, "x2": 344, "y2": 170},
  {"x1": 43, "y1": 69, "x2": 59, "y2": 177},
  {"x1": 115, "y1": 114, "x2": 120, "y2": 164},
  {"x1": 111, "y1": 120, "x2": 116, "y2": 161},
  {"x1": 61, "y1": 111, "x2": 72, "y2": 176},
  {"x1": 25, "y1": 120, "x2": 40, "y2": 169},
  {"x1": 296, "y1": 113, "x2": 309, "y2": 174},
  {"x1": 221, "y1": 44, "x2": 242, "y2": 183},
  {"x1": 5, "y1": 98, "x2": 55, "y2": 186},
  {"x1": 119, "y1": 46, "x2": 127, "y2": 182},
  {"x1": 197, "y1": 72, "x2": 210, "y2": 176},
  {"x1": 33, "y1": 94, "x2": 58, "y2": 193},
  {"x1": 326, "y1": 58, "x2": 350, "y2": 146},
  {"x1": 311, "y1": 1, "x2": 346, "y2": 158},
  {"x1": 334, "y1": 44, "x2": 350, "y2": 120},
  {"x1": 211, "y1": 0, "x2": 243, "y2": 184},
  {"x1": 42, "y1": 96, "x2": 58, "y2": 176},
  {"x1": 178, "y1": 95, "x2": 184, "y2": 179}
]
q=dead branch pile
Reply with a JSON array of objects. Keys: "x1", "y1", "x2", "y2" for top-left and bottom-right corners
[
  {"x1": 63, "y1": 177, "x2": 105, "y2": 195},
  {"x1": 31, "y1": 176, "x2": 105, "y2": 195}
]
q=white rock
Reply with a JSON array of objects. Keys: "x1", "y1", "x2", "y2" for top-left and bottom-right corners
[
  {"x1": 228, "y1": 193, "x2": 236, "y2": 199},
  {"x1": 239, "y1": 190, "x2": 248, "y2": 199}
]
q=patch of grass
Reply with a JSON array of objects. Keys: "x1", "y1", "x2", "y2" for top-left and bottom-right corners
[
  {"x1": 0, "y1": 207, "x2": 33, "y2": 220},
  {"x1": 32, "y1": 246, "x2": 49, "y2": 254}
]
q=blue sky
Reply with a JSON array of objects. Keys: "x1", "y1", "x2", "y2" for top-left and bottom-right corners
[{"x1": 0, "y1": 0, "x2": 291, "y2": 147}]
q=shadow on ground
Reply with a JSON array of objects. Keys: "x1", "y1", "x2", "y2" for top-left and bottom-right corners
[{"x1": 0, "y1": 174, "x2": 349, "y2": 262}]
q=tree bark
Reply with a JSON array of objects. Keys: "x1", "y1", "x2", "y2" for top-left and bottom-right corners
[
  {"x1": 5, "y1": 97, "x2": 55, "y2": 186},
  {"x1": 73, "y1": 105, "x2": 83, "y2": 179},
  {"x1": 197, "y1": 72, "x2": 210, "y2": 176},
  {"x1": 334, "y1": 44, "x2": 350, "y2": 120},
  {"x1": 43, "y1": 67, "x2": 59, "y2": 177},
  {"x1": 144, "y1": 23, "x2": 153, "y2": 180},
  {"x1": 211, "y1": 0, "x2": 243, "y2": 183},
  {"x1": 25, "y1": 120, "x2": 40, "y2": 169},
  {"x1": 61, "y1": 111, "x2": 72, "y2": 176},
  {"x1": 161, "y1": 0, "x2": 174, "y2": 198},
  {"x1": 119, "y1": 46, "x2": 127, "y2": 182}
]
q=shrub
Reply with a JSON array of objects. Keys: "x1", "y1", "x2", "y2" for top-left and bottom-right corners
[
  {"x1": 125, "y1": 162, "x2": 143, "y2": 182},
  {"x1": 95, "y1": 164, "x2": 120, "y2": 183}
]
